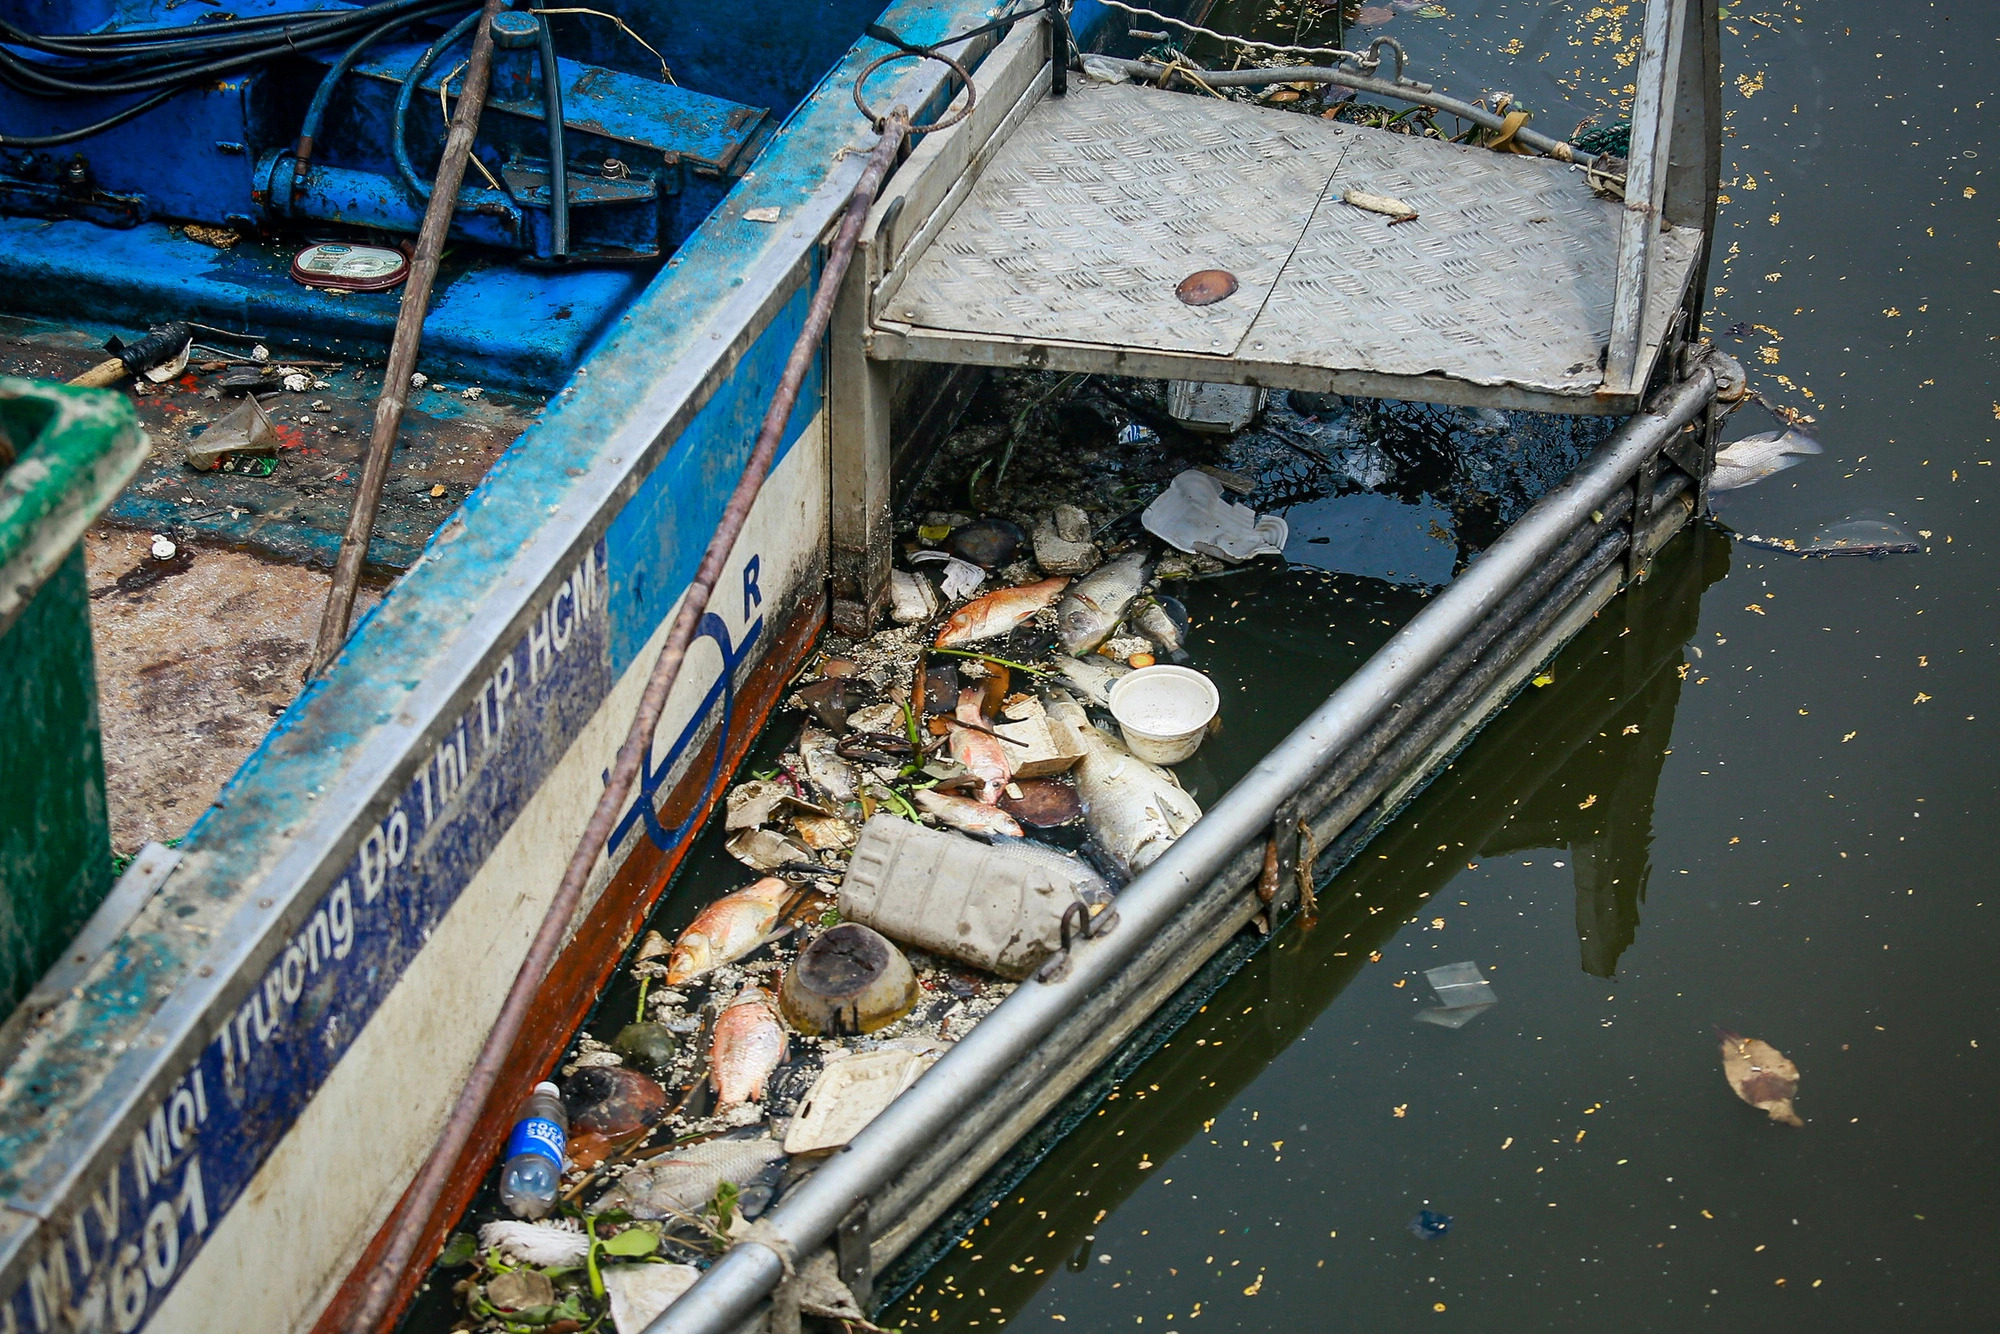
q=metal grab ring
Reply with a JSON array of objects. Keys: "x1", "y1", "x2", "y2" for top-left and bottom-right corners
[
  {"x1": 1365, "y1": 35, "x2": 1408, "y2": 84},
  {"x1": 852, "y1": 48, "x2": 977, "y2": 134}
]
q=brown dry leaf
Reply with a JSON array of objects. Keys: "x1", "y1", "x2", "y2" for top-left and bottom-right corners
[{"x1": 1718, "y1": 1030, "x2": 1803, "y2": 1126}]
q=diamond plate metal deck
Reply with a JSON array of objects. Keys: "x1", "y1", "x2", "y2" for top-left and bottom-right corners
[{"x1": 879, "y1": 82, "x2": 1699, "y2": 405}]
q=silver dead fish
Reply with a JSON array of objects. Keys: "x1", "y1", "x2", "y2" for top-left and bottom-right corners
[
  {"x1": 1127, "y1": 595, "x2": 1189, "y2": 662},
  {"x1": 1057, "y1": 549, "x2": 1150, "y2": 656},
  {"x1": 799, "y1": 727, "x2": 860, "y2": 803},
  {"x1": 590, "y1": 1136, "x2": 787, "y2": 1221},
  {"x1": 1053, "y1": 655, "x2": 1131, "y2": 708},
  {"x1": 1049, "y1": 700, "x2": 1202, "y2": 876},
  {"x1": 1710, "y1": 428, "x2": 1823, "y2": 492}
]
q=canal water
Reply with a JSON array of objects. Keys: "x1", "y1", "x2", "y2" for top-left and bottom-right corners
[
  {"x1": 873, "y1": 1, "x2": 2000, "y2": 1330},
  {"x1": 417, "y1": 1, "x2": 1999, "y2": 1328}
]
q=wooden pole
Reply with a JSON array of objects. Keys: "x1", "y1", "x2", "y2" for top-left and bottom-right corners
[{"x1": 309, "y1": 0, "x2": 505, "y2": 679}]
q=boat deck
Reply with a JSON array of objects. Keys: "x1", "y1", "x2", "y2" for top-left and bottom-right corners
[{"x1": 869, "y1": 82, "x2": 1701, "y2": 413}]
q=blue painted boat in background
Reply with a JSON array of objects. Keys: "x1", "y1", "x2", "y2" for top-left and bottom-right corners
[{"x1": 0, "y1": 2, "x2": 1178, "y2": 1330}]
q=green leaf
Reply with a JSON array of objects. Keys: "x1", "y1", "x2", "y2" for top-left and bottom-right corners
[
  {"x1": 437, "y1": 1231, "x2": 478, "y2": 1268},
  {"x1": 601, "y1": 1227, "x2": 659, "y2": 1258},
  {"x1": 713, "y1": 1181, "x2": 740, "y2": 1233}
]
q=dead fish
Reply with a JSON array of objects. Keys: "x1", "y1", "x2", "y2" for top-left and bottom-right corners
[
  {"x1": 712, "y1": 986, "x2": 788, "y2": 1108},
  {"x1": 1128, "y1": 595, "x2": 1190, "y2": 662},
  {"x1": 914, "y1": 787, "x2": 1025, "y2": 838},
  {"x1": 1058, "y1": 550, "x2": 1150, "y2": 656},
  {"x1": 590, "y1": 1135, "x2": 787, "y2": 1221},
  {"x1": 1054, "y1": 654, "x2": 1131, "y2": 707},
  {"x1": 985, "y1": 832, "x2": 1107, "y2": 896},
  {"x1": 799, "y1": 727, "x2": 860, "y2": 803},
  {"x1": 1717, "y1": 1029, "x2": 1804, "y2": 1126},
  {"x1": 1051, "y1": 699, "x2": 1202, "y2": 876},
  {"x1": 934, "y1": 577, "x2": 1068, "y2": 647},
  {"x1": 948, "y1": 687, "x2": 1013, "y2": 803},
  {"x1": 666, "y1": 878, "x2": 791, "y2": 985},
  {"x1": 1710, "y1": 428, "x2": 1823, "y2": 492}
]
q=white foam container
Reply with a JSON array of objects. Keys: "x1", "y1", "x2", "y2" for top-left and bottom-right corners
[{"x1": 1108, "y1": 665, "x2": 1221, "y2": 764}]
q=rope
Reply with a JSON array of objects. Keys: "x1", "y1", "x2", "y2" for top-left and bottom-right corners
[{"x1": 1091, "y1": 0, "x2": 1365, "y2": 61}]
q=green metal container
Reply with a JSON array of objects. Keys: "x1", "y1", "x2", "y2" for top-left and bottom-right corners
[{"x1": 0, "y1": 378, "x2": 148, "y2": 1013}]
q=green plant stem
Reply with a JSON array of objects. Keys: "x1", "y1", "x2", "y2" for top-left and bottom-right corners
[{"x1": 928, "y1": 647, "x2": 1051, "y2": 675}]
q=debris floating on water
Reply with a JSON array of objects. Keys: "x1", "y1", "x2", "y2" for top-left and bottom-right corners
[{"x1": 1718, "y1": 1029, "x2": 1804, "y2": 1126}]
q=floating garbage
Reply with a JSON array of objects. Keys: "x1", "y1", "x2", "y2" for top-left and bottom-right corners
[
  {"x1": 1709, "y1": 427, "x2": 1823, "y2": 491},
  {"x1": 1414, "y1": 960, "x2": 1498, "y2": 1028},
  {"x1": 496, "y1": 1081, "x2": 567, "y2": 1220},
  {"x1": 840, "y1": 815, "x2": 1107, "y2": 979},
  {"x1": 605, "y1": 1264, "x2": 702, "y2": 1334},
  {"x1": 783, "y1": 1046, "x2": 939, "y2": 1154},
  {"x1": 1165, "y1": 380, "x2": 1264, "y2": 433},
  {"x1": 1033, "y1": 503, "x2": 1100, "y2": 575},
  {"x1": 1738, "y1": 509, "x2": 1922, "y2": 558},
  {"x1": 1142, "y1": 469, "x2": 1289, "y2": 562},
  {"x1": 478, "y1": 1218, "x2": 589, "y2": 1267},
  {"x1": 1408, "y1": 1209, "x2": 1453, "y2": 1241},
  {"x1": 943, "y1": 516, "x2": 1028, "y2": 568},
  {"x1": 563, "y1": 1066, "x2": 669, "y2": 1139},
  {"x1": 778, "y1": 922, "x2": 919, "y2": 1036},
  {"x1": 1717, "y1": 1029, "x2": 1803, "y2": 1126},
  {"x1": 611, "y1": 1020, "x2": 679, "y2": 1073},
  {"x1": 1108, "y1": 665, "x2": 1220, "y2": 765}
]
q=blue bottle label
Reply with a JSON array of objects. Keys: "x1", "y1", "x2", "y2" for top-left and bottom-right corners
[{"x1": 504, "y1": 1115, "x2": 566, "y2": 1168}]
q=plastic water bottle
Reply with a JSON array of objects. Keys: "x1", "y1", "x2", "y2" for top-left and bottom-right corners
[{"x1": 497, "y1": 1081, "x2": 567, "y2": 1219}]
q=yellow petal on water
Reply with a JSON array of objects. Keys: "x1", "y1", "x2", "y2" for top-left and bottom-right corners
[{"x1": 1578, "y1": 794, "x2": 1598, "y2": 809}]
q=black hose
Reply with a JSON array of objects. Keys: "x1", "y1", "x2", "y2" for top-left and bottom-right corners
[
  {"x1": 283, "y1": 1, "x2": 465, "y2": 208},
  {"x1": 393, "y1": 9, "x2": 484, "y2": 201},
  {"x1": 529, "y1": 0, "x2": 568, "y2": 258},
  {"x1": 0, "y1": 87, "x2": 180, "y2": 147},
  {"x1": 0, "y1": 1, "x2": 455, "y2": 96}
]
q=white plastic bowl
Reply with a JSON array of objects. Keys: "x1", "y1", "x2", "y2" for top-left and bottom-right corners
[{"x1": 1108, "y1": 665, "x2": 1221, "y2": 765}]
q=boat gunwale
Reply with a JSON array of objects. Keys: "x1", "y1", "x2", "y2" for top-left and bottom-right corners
[{"x1": 0, "y1": 0, "x2": 1000, "y2": 1317}]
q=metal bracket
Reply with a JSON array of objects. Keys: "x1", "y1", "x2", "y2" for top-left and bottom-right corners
[
  {"x1": 1050, "y1": 3, "x2": 1069, "y2": 97},
  {"x1": 1033, "y1": 892, "x2": 1119, "y2": 983},
  {"x1": 837, "y1": 1201, "x2": 873, "y2": 1305},
  {"x1": 1626, "y1": 446, "x2": 1661, "y2": 583}
]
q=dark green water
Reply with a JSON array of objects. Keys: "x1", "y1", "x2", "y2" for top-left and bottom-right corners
[{"x1": 881, "y1": 1, "x2": 2000, "y2": 1330}]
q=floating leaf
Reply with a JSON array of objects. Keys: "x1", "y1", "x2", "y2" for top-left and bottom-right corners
[
  {"x1": 601, "y1": 1226, "x2": 660, "y2": 1258},
  {"x1": 437, "y1": 1232, "x2": 478, "y2": 1268},
  {"x1": 1717, "y1": 1030, "x2": 1803, "y2": 1126}
]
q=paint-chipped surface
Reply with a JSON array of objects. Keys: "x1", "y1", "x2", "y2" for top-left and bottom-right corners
[
  {"x1": 85, "y1": 527, "x2": 380, "y2": 854},
  {"x1": 0, "y1": 315, "x2": 533, "y2": 571}
]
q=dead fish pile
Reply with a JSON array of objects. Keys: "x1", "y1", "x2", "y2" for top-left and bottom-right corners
[{"x1": 453, "y1": 506, "x2": 1224, "y2": 1334}]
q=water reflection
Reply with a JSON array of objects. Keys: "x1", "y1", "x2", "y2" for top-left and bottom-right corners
[
  {"x1": 883, "y1": 525, "x2": 1731, "y2": 1326},
  {"x1": 1477, "y1": 526, "x2": 1730, "y2": 976}
]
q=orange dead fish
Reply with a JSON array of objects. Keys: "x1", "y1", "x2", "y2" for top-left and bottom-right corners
[
  {"x1": 1717, "y1": 1029, "x2": 1804, "y2": 1126},
  {"x1": 711, "y1": 986, "x2": 788, "y2": 1108},
  {"x1": 933, "y1": 577, "x2": 1068, "y2": 647},
  {"x1": 948, "y1": 687, "x2": 1013, "y2": 803},
  {"x1": 665, "y1": 878, "x2": 791, "y2": 985}
]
